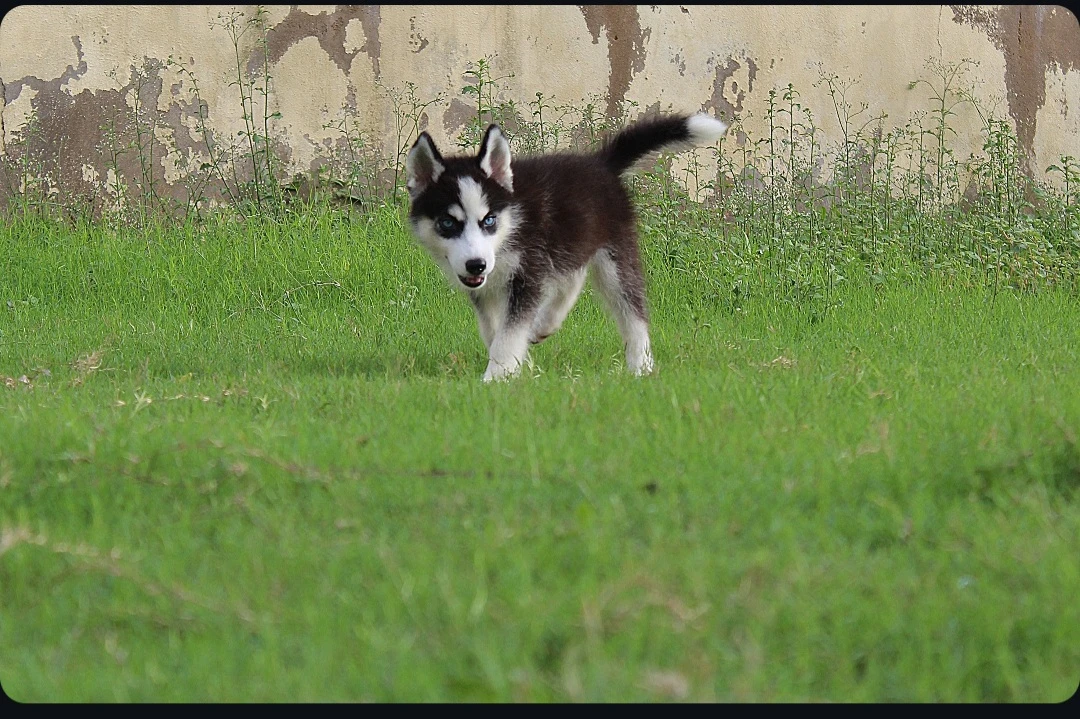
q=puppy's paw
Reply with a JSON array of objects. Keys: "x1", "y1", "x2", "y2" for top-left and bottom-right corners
[
  {"x1": 482, "y1": 360, "x2": 520, "y2": 382},
  {"x1": 628, "y1": 352, "x2": 655, "y2": 376}
]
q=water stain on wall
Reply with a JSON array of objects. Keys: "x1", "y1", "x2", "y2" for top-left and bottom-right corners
[
  {"x1": 260, "y1": 5, "x2": 381, "y2": 77},
  {"x1": 950, "y1": 5, "x2": 1080, "y2": 174},
  {"x1": 578, "y1": 5, "x2": 650, "y2": 118},
  {"x1": 1, "y1": 5, "x2": 1078, "y2": 213}
]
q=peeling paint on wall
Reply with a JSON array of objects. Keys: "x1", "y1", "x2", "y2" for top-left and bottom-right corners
[
  {"x1": 0, "y1": 4, "x2": 1077, "y2": 213},
  {"x1": 578, "y1": 5, "x2": 651, "y2": 118},
  {"x1": 260, "y1": 5, "x2": 381, "y2": 77},
  {"x1": 950, "y1": 5, "x2": 1080, "y2": 175},
  {"x1": 705, "y1": 55, "x2": 758, "y2": 121},
  {"x1": 443, "y1": 98, "x2": 475, "y2": 138}
]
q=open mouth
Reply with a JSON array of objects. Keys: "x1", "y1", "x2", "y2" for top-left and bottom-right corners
[{"x1": 459, "y1": 274, "x2": 485, "y2": 289}]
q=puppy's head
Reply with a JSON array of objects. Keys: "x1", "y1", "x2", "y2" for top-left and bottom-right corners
[{"x1": 405, "y1": 125, "x2": 518, "y2": 292}]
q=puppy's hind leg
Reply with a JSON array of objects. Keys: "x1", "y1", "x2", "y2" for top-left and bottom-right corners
[{"x1": 589, "y1": 246, "x2": 654, "y2": 375}]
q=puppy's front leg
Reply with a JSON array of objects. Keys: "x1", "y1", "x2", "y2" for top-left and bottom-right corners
[
  {"x1": 481, "y1": 277, "x2": 541, "y2": 382},
  {"x1": 470, "y1": 293, "x2": 501, "y2": 352},
  {"x1": 482, "y1": 323, "x2": 532, "y2": 382}
]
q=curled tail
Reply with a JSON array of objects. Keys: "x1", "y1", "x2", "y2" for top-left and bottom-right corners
[{"x1": 599, "y1": 113, "x2": 729, "y2": 176}]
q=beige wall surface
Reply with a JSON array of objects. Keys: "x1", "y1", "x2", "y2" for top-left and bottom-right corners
[{"x1": 1, "y1": 5, "x2": 1077, "y2": 208}]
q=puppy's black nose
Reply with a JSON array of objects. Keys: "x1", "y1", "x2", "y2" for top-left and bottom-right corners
[{"x1": 465, "y1": 258, "x2": 487, "y2": 276}]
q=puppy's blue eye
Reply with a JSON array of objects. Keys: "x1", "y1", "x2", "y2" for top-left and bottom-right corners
[
  {"x1": 437, "y1": 217, "x2": 457, "y2": 232},
  {"x1": 481, "y1": 214, "x2": 497, "y2": 228}
]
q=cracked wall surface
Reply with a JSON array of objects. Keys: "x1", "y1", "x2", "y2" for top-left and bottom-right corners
[{"x1": 1, "y1": 4, "x2": 1077, "y2": 209}]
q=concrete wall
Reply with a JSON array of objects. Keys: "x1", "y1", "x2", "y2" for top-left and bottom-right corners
[{"x1": 1, "y1": 5, "x2": 1077, "y2": 209}]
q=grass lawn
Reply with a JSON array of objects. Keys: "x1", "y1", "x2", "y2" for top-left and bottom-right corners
[{"x1": 1, "y1": 207, "x2": 1078, "y2": 701}]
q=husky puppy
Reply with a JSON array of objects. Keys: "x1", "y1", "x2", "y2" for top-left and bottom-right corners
[{"x1": 405, "y1": 113, "x2": 728, "y2": 381}]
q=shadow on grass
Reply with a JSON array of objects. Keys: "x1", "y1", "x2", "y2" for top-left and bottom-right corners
[{"x1": 288, "y1": 349, "x2": 479, "y2": 381}]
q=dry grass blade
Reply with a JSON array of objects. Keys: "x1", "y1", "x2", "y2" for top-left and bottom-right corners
[{"x1": 71, "y1": 349, "x2": 105, "y2": 386}]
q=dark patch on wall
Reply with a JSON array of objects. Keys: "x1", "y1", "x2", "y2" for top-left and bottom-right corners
[
  {"x1": 950, "y1": 5, "x2": 1080, "y2": 176},
  {"x1": 704, "y1": 55, "x2": 757, "y2": 124},
  {"x1": 0, "y1": 43, "x2": 278, "y2": 215},
  {"x1": 673, "y1": 52, "x2": 686, "y2": 77},
  {"x1": 0, "y1": 36, "x2": 133, "y2": 209},
  {"x1": 4, "y1": 35, "x2": 88, "y2": 105},
  {"x1": 259, "y1": 5, "x2": 381, "y2": 77},
  {"x1": 443, "y1": 97, "x2": 475, "y2": 139},
  {"x1": 357, "y1": 6, "x2": 382, "y2": 77},
  {"x1": 409, "y1": 16, "x2": 429, "y2": 54},
  {"x1": 5, "y1": 79, "x2": 131, "y2": 212},
  {"x1": 0, "y1": 78, "x2": 6, "y2": 152},
  {"x1": 578, "y1": 5, "x2": 651, "y2": 118}
]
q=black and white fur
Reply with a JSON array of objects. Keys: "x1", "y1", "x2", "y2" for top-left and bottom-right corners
[{"x1": 405, "y1": 113, "x2": 729, "y2": 381}]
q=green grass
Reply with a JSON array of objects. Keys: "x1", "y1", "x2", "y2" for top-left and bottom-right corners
[{"x1": 1, "y1": 205, "x2": 1078, "y2": 701}]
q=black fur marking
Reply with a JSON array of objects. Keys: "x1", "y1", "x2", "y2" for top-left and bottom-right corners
[
  {"x1": 506, "y1": 271, "x2": 542, "y2": 326},
  {"x1": 434, "y1": 215, "x2": 463, "y2": 237},
  {"x1": 406, "y1": 132, "x2": 446, "y2": 195},
  {"x1": 414, "y1": 131, "x2": 445, "y2": 163},
  {"x1": 510, "y1": 153, "x2": 638, "y2": 275},
  {"x1": 409, "y1": 160, "x2": 514, "y2": 224},
  {"x1": 605, "y1": 239, "x2": 650, "y2": 322},
  {"x1": 598, "y1": 114, "x2": 692, "y2": 176}
]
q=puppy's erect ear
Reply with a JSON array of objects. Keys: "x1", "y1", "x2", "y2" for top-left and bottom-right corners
[
  {"x1": 478, "y1": 125, "x2": 513, "y2": 192},
  {"x1": 405, "y1": 132, "x2": 445, "y2": 199}
]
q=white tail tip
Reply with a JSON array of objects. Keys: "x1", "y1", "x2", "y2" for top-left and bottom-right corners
[{"x1": 687, "y1": 114, "x2": 729, "y2": 144}]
